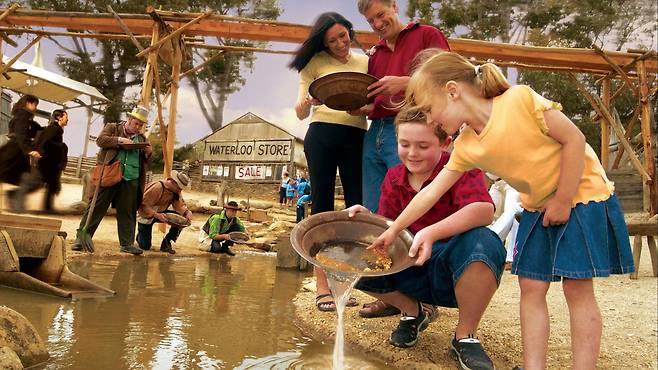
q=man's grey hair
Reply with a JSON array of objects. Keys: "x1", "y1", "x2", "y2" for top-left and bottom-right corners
[{"x1": 357, "y1": 0, "x2": 393, "y2": 14}]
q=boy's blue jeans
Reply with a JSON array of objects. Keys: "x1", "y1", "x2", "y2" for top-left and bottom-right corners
[
  {"x1": 362, "y1": 117, "x2": 401, "y2": 212},
  {"x1": 356, "y1": 227, "x2": 506, "y2": 308}
]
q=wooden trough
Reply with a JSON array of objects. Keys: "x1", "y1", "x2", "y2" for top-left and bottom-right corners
[{"x1": 0, "y1": 214, "x2": 114, "y2": 298}]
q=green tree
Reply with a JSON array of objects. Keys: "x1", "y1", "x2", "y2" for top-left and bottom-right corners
[
  {"x1": 406, "y1": 0, "x2": 657, "y2": 155},
  {"x1": 19, "y1": 0, "x2": 281, "y2": 127}
]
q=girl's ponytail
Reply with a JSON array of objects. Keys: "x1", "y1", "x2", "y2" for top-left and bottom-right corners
[
  {"x1": 403, "y1": 52, "x2": 510, "y2": 112},
  {"x1": 478, "y1": 63, "x2": 510, "y2": 99}
]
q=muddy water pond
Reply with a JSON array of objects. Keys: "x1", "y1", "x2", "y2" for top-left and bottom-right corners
[{"x1": 0, "y1": 255, "x2": 394, "y2": 369}]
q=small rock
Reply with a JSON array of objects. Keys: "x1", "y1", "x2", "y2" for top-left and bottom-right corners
[
  {"x1": 0, "y1": 347, "x2": 22, "y2": 370},
  {"x1": 0, "y1": 307, "x2": 49, "y2": 368}
]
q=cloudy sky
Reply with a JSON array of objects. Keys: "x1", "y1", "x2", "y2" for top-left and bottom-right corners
[{"x1": 2, "y1": 0, "x2": 411, "y2": 156}]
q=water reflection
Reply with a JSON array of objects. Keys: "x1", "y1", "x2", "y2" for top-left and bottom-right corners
[{"x1": 0, "y1": 255, "x2": 394, "y2": 369}]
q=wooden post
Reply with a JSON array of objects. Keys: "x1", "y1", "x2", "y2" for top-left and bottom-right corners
[
  {"x1": 601, "y1": 79, "x2": 611, "y2": 169},
  {"x1": 139, "y1": 24, "x2": 160, "y2": 107},
  {"x1": 637, "y1": 61, "x2": 657, "y2": 215},
  {"x1": 76, "y1": 100, "x2": 94, "y2": 178},
  {"x1": 164, "y1": 38, "x2": 182, "y2": 178}
]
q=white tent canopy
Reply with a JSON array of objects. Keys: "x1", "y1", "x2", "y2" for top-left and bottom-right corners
[{"x1": 1, "y1": 56, "x2": 110, "y2": 107}]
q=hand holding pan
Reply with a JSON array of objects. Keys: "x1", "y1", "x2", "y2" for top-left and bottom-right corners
[
  {"x1": 164, "y1": 213, "x2": 191, "y2": 228},
  {"x1": 228, "y1": 231, "x2": 251, "y2": 244}
]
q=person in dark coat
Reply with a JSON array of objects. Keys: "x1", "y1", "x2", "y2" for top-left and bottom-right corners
[
  {"x1": 11, "y1": 109, "x2": 69, "y2": 212},
  {"x1": 0, "y1": 94, "x2": 41, "y2": 187}
]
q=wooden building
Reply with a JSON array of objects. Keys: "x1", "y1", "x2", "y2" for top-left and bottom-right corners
[{"x1": 192, "y1": 112, "x2": 306, "y2": 184}]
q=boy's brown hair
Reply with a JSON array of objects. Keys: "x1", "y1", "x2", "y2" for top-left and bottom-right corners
[{"x1": 395, "y1": 107, "x2": 449, "y2": 143}]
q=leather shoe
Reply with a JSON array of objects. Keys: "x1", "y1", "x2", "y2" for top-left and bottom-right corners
[
  {"x1": 222, "y1": 245, "x2": 236, "y2": 256},
  {"x1": 120, "y1": 244, "x2": 144, "y2": 255},
  {"x1": 71, "y1": 241, "x2": 83, "y2": 251},
  {"x1": 160, "y1": 239, "x2": 176, "y2": 254}
]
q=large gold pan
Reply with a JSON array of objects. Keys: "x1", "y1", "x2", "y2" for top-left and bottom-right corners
[
  {"x1": 290, "y1": 211, "x2": 416, "y2": 277},
  {"x1": 309, "y1": 72, "x2": 378, "y2": 111}
]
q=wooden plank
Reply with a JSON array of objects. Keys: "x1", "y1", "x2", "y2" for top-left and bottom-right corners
[
  {"x1": 1, "y1": 9, "x2": 656, "y2": 74},
  {"x1": 593, "y1": 44, "x2": 638, "y2": 97},
  {"x1": 0, "y1": 214, "x2": 62, "y2": 231},
  {"x1": 648, "y1": 236, "x2": 658, "y2": 277},
  {"x1": 601, "y1": 79, "x2": 611, "y2": 168},
  {"x1": 637, "y1": 61, "x2": 657, "y2": 214},
  {"x1": 1, "y1": 227, "x2": 56, "y2": 258},
  {"x1": 630, "y1": 235, "x2": 642, "y2": 279},
  {"x1": 611, "y1": 106, "x2": 641, "y2": 169},
  {"x1": 180, "y1": 50, "x2": 224, "y2": 79}
]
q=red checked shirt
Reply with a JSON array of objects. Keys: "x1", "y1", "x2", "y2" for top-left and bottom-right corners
[
  {"x1": 377, "y1": 152, "x2": 493, "y2": 236},
  {"x1": 368, "y1": 22, "x2": 450, "y2": 120}
]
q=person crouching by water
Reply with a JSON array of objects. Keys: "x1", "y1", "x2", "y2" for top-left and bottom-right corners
[
  {"x1": 71, "y1": 106, "x2": 152, "y2": 255},
  {"x1": 199, "y1": 201, "x2": 246, "y2": 256},
  {"x1": 136, "y1": 170, "x2": 193, "y2": 254},
  {"x1": 11, "y1": 109, "x2": 69, "y2": 213}
]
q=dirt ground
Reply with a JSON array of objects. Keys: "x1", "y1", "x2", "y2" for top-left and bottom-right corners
[
  {"x1": 3, "y1": 183, "x2": 657, "y2": 369},
  {"x1": 293, "y1": 247, "x2": 658, "y2": 370}
]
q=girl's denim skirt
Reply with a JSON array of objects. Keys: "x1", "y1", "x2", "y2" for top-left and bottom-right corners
[{"x1": 511, "y1": 194, "x2": 635, "y2": 282}]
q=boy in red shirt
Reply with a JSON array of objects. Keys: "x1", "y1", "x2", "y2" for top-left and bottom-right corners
[{"x1": 348, "y1": 109, "x2": 505, "y2": 370}]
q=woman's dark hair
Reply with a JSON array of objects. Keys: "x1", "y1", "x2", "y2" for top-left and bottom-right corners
[
  {"x1": 11, "y1": 94, "x2": 39, "y2": 115},
  {"x1": 288, "y1": 12, "x2": 355, "y2": 72},
  {"x1": 50, "y1": 109, "x2": 67, "y2": 126}
]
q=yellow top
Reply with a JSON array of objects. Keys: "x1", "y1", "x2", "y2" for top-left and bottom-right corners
[
  {"x1": 446, "y1": 85, "x2": 614, "y2": 211},
  {"x1": 297, "y1": 51, "x2": 368, "y2": 130}
]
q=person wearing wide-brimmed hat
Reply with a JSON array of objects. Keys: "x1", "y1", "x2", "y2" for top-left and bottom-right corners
[
  {"x1": 136, "y1": 170, "x2": 192, "y2": 254},
  {"x1": 198, "y1": 201, "x2": 246, "y2": 256},
  {"x1": 72, "y1": 105, "x2": 153, "y2": 255}
]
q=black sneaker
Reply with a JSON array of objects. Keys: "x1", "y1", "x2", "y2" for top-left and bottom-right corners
[
  {"x1": 389, "y1": 303, "x2": 430, "y2": 348},
  {"x1": 160, "y1": 239, "x2": 176, "y2": 254},
  {"x1": 451, "y1": 335, "x2": 495, "y2": 370},
  {"x1": 120, "y1": 245, "x2": 144, "y2": 255},
  {"x1": 223, "y1": 246, "x2": 236, "y2": 256}
]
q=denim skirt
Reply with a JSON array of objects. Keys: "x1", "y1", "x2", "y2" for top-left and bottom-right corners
[{"x1": 511, "y1": 194, "x2": 635, "y2": 282}]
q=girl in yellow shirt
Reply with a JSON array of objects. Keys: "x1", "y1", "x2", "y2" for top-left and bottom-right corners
[{"x1": 372, "y1": 52, "x2": 634, "y2": 370}]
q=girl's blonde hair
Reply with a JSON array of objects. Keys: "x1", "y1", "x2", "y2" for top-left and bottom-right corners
[
  {"x1": 395, "y1": 106, "x2": 449, "y2": 143},
  {"x1": 404, "y1": 51, "x2": 510, "y2": 112}
]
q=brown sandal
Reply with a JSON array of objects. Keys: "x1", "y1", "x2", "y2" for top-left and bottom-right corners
[
  {"x1": 315, "y1": 294, "x2": 358, "y2": 311},
  {"x1": 358, "y1": 299, "x2": 401, "y2": 318}
]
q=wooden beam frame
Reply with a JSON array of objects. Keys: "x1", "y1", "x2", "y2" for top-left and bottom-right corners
[
  {"x1": 569, "y1": 73, "x2": 651, "y2": 181},
  {"x1": 180, "y1": 50, "x2": 224, "y2": 79},
  {"x1": 135, "y1": 10, "x2": 214, "y2": 58},
  {"x1": 0, "y1": 35, "x2": 42, "y2": 75},
  {"x1": 637, "y1": 61, "x2": 657, "y2": 213},
  {"x1": 611, "y1": 106, "x2": 642, "y2": 169},
  {"x1": 593, "y1": 44, "x2": 638, "y2": 98},
  {"x1": 186, "y1": 42, "x2": 294, "y2": 55},
  {"x1": 106, "y1": 5, "x2": 144, "y2": 51},
  {"x1": 1, "y1": 8, "x2": 655, "y2": 74}
]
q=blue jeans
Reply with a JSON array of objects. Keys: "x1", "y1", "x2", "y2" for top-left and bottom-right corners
[
  {"x1": 362, "y1": 117, "x2": 401, "y2": 212},
  {"x1": 356, "y1": 227, "x2": 506, "y2": 308}
]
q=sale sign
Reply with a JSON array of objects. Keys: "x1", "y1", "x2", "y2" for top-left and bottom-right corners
[{"x1": 234, "y1": 165, "x2": 266, "y2": 180}]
